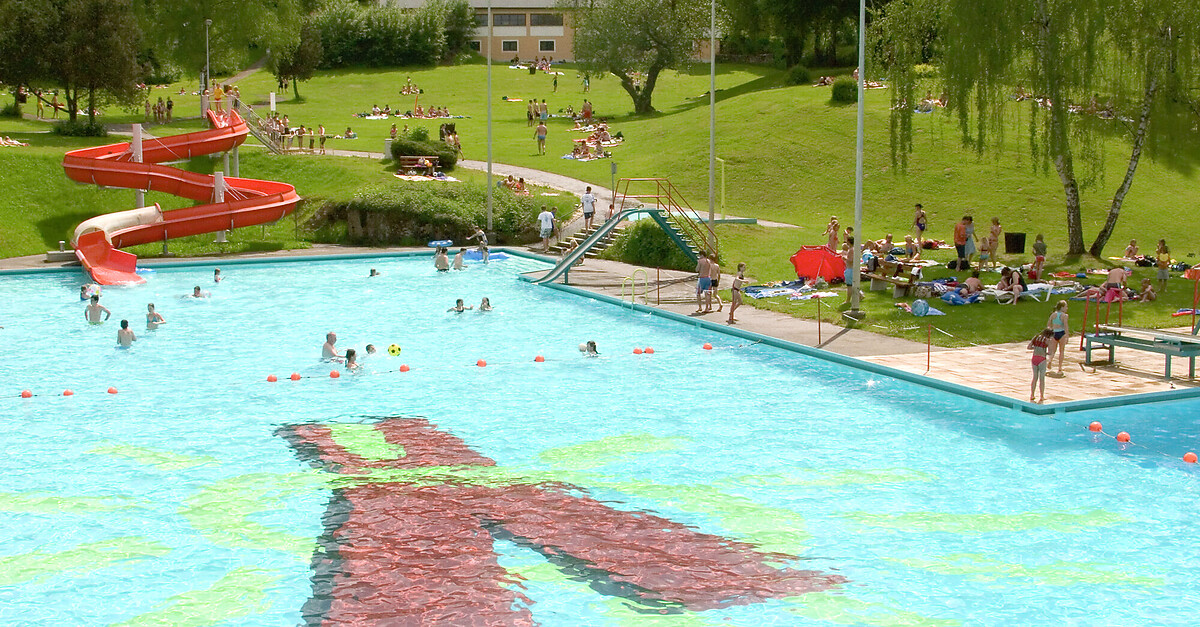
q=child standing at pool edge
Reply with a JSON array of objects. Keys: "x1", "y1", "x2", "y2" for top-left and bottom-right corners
[{"x1": 1028, "y1": 328, "x2": 1053, "y2": 403}]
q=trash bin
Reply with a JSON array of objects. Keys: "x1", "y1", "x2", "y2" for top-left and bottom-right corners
[
  {"x1": 529, "y1": 66, "x2": 537, "y2": 75},
  {"x1": 383, "y1": 138, "x2": 393, "y2": 157},
  {"x1": 1005, "y1": 232, "x2": 1026, "y2": 255}
]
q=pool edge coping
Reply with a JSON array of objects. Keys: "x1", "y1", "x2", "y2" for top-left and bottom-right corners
[{"x1": 6, "y1": 246, "x2": 1196, "y2": 415}]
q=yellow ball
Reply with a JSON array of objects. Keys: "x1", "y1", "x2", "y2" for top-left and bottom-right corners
[{"x1": 388, "y1": 344, "x2": 401, "y2": 356}]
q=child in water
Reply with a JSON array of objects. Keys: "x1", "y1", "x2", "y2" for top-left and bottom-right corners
[
  {"x1": 344, "y1": 348, "x2": 360, "y2": 371},
  {"x1": 479, "y1": 297, "x2": 492, "y2": 311},
  {"x1": 580, "y1": 340, "x2": 599, "y2": 356},
  {"x1": 448, "y1": 298, "x2": 473, "y2": 313}
]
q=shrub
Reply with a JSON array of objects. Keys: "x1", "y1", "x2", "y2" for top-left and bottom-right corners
[
  {"x1": 143, "y1": 66, "x2": 182, "y2": 85},
  {"x1": 913, "y1": 64, "x2": 940, "y2": 78},
  {"x1": 312, "y1": 183, "x2": 546, "y2": 245},
  {"x1": 311, "y1": 0, "x2": 451, "y2": 68},
  {"x1": 0, "y1": 101, "x2": 19, "y2": 117},
  {"x1": 831, "y1": 78, "x2": 858, "y2": 104},
  {"x1": 389, "y1": 137, "x2": 457, "y2": 169},
  {"x1": 786, "y1": 65, "x2": 811, "y2": 86},
  {"x1": 409, "y1": 126, "x2": 430, "y2": 142},
  {"x1": 600, "y1": 219, "x2": 696, "y2": 272},
  {"x1": 52, "y1": 119, "x2": 108, "y2": 137}
]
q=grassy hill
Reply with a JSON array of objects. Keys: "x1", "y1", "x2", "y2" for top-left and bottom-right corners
[{"x1": 3, "y1": 60, "x2": 1198, "y2": 345}]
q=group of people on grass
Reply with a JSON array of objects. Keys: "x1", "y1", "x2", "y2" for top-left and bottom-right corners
[{"x1": 145, "y1": 97, "x2": 174, "y2": 124}]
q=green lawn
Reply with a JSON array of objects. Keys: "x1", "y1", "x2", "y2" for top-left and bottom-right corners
[{"x1": 3, "y1": 60, "x2": 1198, "y2": 345}]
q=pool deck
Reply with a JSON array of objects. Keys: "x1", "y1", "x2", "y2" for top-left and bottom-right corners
[
  {"x1": 4, "y1": 246, "x2": 1197, "y2": 408},
  {"x1": 518, "y1": 257, "x2": 1200, "y2": 406}
]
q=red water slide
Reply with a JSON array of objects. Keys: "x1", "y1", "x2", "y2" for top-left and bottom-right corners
[{"x1": 62, "y1": 110, "x2": 300, "y2": 285}]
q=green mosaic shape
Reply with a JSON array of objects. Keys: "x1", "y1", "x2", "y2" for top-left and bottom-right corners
[
  {"x1": 327, "y1": 424, "x2": 406, "y2": 461},
  {"x1": 180, "y1": 472, "x2": 329, "y2": 559},
  {"x1": 538, "y1": 433, "x2": 689, "y2": 470},
  {"x1": 786, "y1": 592, "x2": 961, "y2": 626},
  {"x1": 88, "y1": 444, "x2": 219, "y2": 471},
  {"x1": 112, "y1": 567, "x2": 279, "y2": 627},
  {"x1": 0, "y1": 537, "x2": 170, "y2": 586},
  {"x1": 0, "y1": 492, "x2": 139, "y2": 515},
  {"x1": 889, "y1": 553, "x2": 1164, "y2": 587},
  {"x1": 844, "y1": 509, "x2": 1129, "y2": 533},
  {"x1": 724, "y1": 468, "x2": 936, "y2": 488}
]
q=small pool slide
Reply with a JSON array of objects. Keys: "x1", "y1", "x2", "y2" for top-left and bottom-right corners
[{"x1": 62, "y1": 110, "x2": 301, "y2": 285}]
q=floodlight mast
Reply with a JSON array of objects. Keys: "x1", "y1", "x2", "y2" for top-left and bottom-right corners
[
  {"x1": 485, "y1": 0, "x2": 494, "y2": 232},
  {"x1": 849, "y1": 0, "x2": 866, "y2": 318}
]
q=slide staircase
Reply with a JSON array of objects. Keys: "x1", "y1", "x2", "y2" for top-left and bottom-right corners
[
  {"x1": 232, "y1": 101, "x2": 284, "y2": 154},
  {"x1": 532, "y1": 178, "x2": 716, "y2": 285},
  {"x1": 63, "y1": 110, "x2": 300, "y2": 285}
]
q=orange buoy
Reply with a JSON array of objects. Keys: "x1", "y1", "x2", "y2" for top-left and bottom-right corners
[
  {"x1": 62, "y1": 390, "x2": 74, "y2": 397},
  {"x1": 330, "y1": 370, "x2": 340, "y2": 379},
  {"x1": 1184, "y1": 452, "x2": 1198, "y2": 464},
  {"x1": 702, "y1": 343, "x2": 713, "y2": 350},
  {"x1": 477, "y1": 359, "x2": 487, "y2": 367},
  {"x1": 19, "y1": 390, "x2": 32, "y2": 399},
  {"x1": 633, "y1": 348, "x2": 643, "y2": 355},
  {"x1": 399, "y1": 364, "x2": 410, "y2": 372},
  {"x1": 290, "y1": 373, "x2": 301, "y2": 381},
  {"x1": 645, "y1": 347, "x2": 654, "y2": 354},
  {"x1": 1116, "y1": 431, "x2": 1131, "y2": 443},
  {"x1": 267, "y1": 374, "x2": 278, "y2": 383},
  {"x1": 534, "y1": 355, "x2": 545, "y2": 363},
  {"x1": 1088, "y1": 421, "x2": 1102, "y2": 432},
  {"x1": 107, "y1": 387, "x2": 118, "y2": 395}
]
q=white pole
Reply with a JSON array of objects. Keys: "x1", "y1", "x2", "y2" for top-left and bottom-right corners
[
  {"x1": 213, "y1": 171, "x2": 225, "y2": 203},
  {"x1": 849, "y1": 0, "x2": 866, "y2": 316},
  {"x1": 485, "y1": 0, "x2": 494, "y2": 232},
  {"x1": 203, "y1": 19, "x2": 212, "y2": 118},
  {"x1": 132, "y1": 123, "x2": 144, "y2": 208},
  {"x1": 706, "y1": 0, "x2": 716, "y2": 231},
  {"x1": 230, "y1": 145, "x2": 239, "y2": 177}
]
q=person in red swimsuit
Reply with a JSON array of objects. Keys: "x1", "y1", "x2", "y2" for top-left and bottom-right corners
[{"x1": 1028, "y1": 328, "x2": 1053, "y2": 403}]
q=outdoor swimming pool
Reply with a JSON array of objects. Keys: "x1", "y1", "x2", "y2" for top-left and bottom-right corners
[{"x1": 1, "y1": 253, "x2": 1198, "y2": 626}]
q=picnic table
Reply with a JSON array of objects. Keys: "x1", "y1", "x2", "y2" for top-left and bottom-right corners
[{"x1": 1084, "y1": 324, "x2": 1200, "y2": 380}]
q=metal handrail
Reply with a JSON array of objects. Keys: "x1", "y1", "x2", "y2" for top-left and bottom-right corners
[
  {"x1": 620, "y1": 269, "x2": 649, "y2": 308},
  {"x1": 613, "y1": 178, "x2": 718, "y2": 261},
  {"x1": 232, "y1": 101, "x2": 284, "y2": 154}
]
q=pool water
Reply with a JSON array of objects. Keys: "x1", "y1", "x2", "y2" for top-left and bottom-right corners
[{"x1": 1, "y1": 255, "x2": 1199, "y2": 626}]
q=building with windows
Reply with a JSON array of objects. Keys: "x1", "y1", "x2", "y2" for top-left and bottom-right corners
[{"x1": 387, "y1": 0, "x2": 573, "y2": 61}]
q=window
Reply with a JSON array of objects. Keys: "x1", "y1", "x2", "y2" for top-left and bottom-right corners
[
  {"x1": 502, "y1": 40, "x2": 518, "y2": 52},
  {"x1": 530, "y1": 13, "x2": 564, "y2": 26},
  {"x1": 474, "y1": 13, "x2": 487, "y2": 26},
  {"x1": 469, "y1": 40, "x2": 481, "y2": 52},
  {"x1": 539, "y1": 40, "x2": 556, "y2": 52},
  {"x1": 493, "y1": 14, "x2": 526, "y2": 26}
]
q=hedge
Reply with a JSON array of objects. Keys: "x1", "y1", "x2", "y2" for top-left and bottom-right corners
[
  {"x1": 600, "y1": 219, "x2": 696, "y2": 272},
  {"x1": 310, "y1": 0, "x2": 471, "y2": 68},
  {"x1": 310, "y1": 183, "x2": 550, "y2": 246},
  {"x1": 389, "y1": 137, "x2": 457, "y2": 169},
  {"x1": 831, "y1": 78, "x2": 858, "y2": 104}
]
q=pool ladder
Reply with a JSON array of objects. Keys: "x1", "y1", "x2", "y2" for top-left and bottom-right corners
[{"x1": 620, "y1": 269, "x2": 649, "y2": 309}]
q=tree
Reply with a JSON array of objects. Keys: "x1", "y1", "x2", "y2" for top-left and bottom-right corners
[
  {"x1": 0, "y1": 0, "x2": 56, "y2": 115},
  {"x1": 55, "y1": 0, "x2": 143, "y2": 124},
  {"x1": 875, "y1": 0, "x2": 1200, "y2": 256},
  {"x1": 561, "y1": 0, "x2": 708, "y2": 114},
  {"x1": 139, "y1": 0, "x2": 301, "y2": 83},
  {"x1": 270, "y1": 20, "x2": 322, "y2": 99}
]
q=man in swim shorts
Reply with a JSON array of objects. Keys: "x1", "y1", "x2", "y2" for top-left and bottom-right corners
[
  {"x1": 85, "y1": 295, "x2": 110, "y2": 324},
  {"x1": 117, "y1": 320, "x2": 136, "y2": 347},
  {"x1": 581, "y1": 186, "x2": 597, "y2": 231},
  {"x1": 537, "y1": 206, "x2": 556, "y2": 252},
  {"x1": 191, "y1": 286, "x2": 210, "y2": 298},
  {"x1": 695, "y1": 251, "x2": 712, "y2": 313},
  {"x1": 322, "y1": 332, "x2": 343, "y2": 361}
]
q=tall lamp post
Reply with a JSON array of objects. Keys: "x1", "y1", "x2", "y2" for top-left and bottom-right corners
[
  {"x1": 485, "y1": 1, "x2": 494, "y2": 232},
  {"x1": 204, "y1": 19, "x2": 212, "y2": 89},
  {"x1": 848, "y1": 0, "x2": 866, "y2": 319},
  {"x1": 706, "y1": 0, "x2": 716, "y2": 229}
]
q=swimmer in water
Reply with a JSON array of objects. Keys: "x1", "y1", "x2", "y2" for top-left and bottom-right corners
[
  {"x1": 453, "y1": 248, "x2": 466, "y2": 270},
  {"x1": 344, "y1": 348, "x2": 360, "y2": 371},
  {"x1": 369, "y1": 268, "x2": 380, "y2": 277},
  {"x1": 146, "y1": 303, "x2": 166, "y2": 330},
  {"x1": 448, "y1": 298, "x2": 473, "y2": 313},
  {"x1": 79, "y1": 284, "x2": 94, "y2": 301},
  {"x1": 322, "y1": 332, "x2": 343, "y2": 361},
  {"x1": 214, "y1": 268, "x2": 222, "y2": 283},
  {"x1": 365, "y1": 344, "x2": 377, "y2": 356},
  {"x1": 435, "y1": 247, "x2": 450, "y2": 272},
  {"x1": 85, "y1": 295, "x2": 111, "y2": 324},
  {"x1": 117, "y1": 320, "x2": 136, "y2": 347},
  {"x1": 581, "y1": 340, "x2": 599, "y2": 356},
  {"x1": 191, "y1": 286, "x2": 210, "y2": 298},
  {"x1": 479, "y1": 297, "x2": 492, "y2": 311}
]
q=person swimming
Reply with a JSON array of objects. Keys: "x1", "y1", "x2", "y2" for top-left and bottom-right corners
[
  {"x1": 322, "y1": 332, "x2": 343, "y2": 361},
  {"x1": 365, "y1": 344, "x2": 377, "y2": 356},
  {"x1": 84, "y1": 295, "x2": 111, "y2": 324},
  {"x1": 344, "y1": 348, "x2": 360, "y2": 371},
  {"x1": 479, "y1": 297, "x2": 492, "y2": 311},
  {"x1": 369, "y1": 268, "x2": 381, "y2": 277},
  {"x1": 580, "y1": 340, "x2": 599, "y2": 356},
  {"x1": 448, "y1": 298, "x2": 473, "y2": 313},
  {"x1": 213, "y1": 268, "x2": 222, "y2": 283},
  {"x1": 117, "y1": 319, "x2": 136, "y2": 348},
  {"x1": 191, "y1": 286, "x2": 210, "y2": 298},
  {"x1": 146, "y1": 303, "x2": 166, "y2": 330}
]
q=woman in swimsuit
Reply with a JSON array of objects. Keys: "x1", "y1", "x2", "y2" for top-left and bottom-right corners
[
  {"x1": 146, "y1": 303, "x2": 166, "y2": 330},
  {"x1": 728, "y1": 263, "x2": 748, "y2": 324},
  {"x1": 1028, "y1": 329, "x2": 1053, "y2": 403},
  {"x1": 824, "y1": 216, "x2": 840, "y2": 250},
  {"x1": 913, "y1": 204, "x2": 927, "y2": 246},
  {"x1": 1046, "y1": 300, "x2": 1070, "y2": 375}
]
